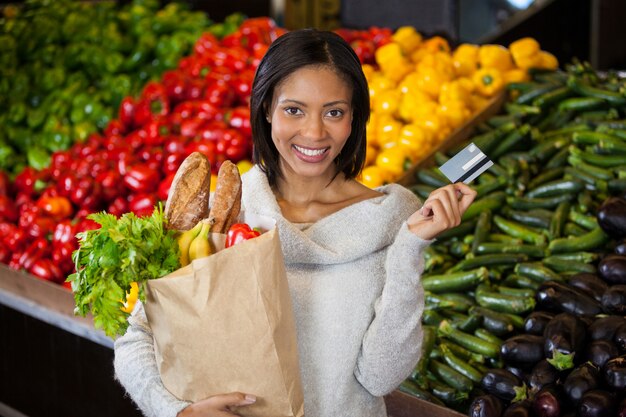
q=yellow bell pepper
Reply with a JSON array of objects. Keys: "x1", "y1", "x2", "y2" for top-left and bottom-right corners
[
  {"x1": 478, "y1": 44, "x2": 514, "y2": 72},
  {"x1": 452, "y1": 43, "x2": 479, "y2": 77},
  {"x1": 539, "y1": 51, "x2": 559, "y2": 70},
  {"x1": 473, "y1": 68, "x2": 504, "y2": 97},
  {"x1": 422, "y1": 35, "x2": 451, "y2": 54},
  {"x1": 396, "y1": 123, "x2": 433, "y2": 159},
  {"x1": 414, "y1": 110, "x2": 446, "y2": 138},
  {"x1": 376, "y1": 146, "x2": 412, "y2": 178},
  {"x1": 392, "y1": 26, "x2": 422, "y2": 54},
  {"x1": 414, "y1": 66, "x2": 448, "y2": 99},
  {"x1": 398, "y1": 89, "x2": 435, "y2": 123},
  {"x1": 417, "y1": 52, "x2": 455, "y2": 80},
  {"x1": 373, "y1": 89, "x2": 401, "y2": 115},
  {"x1": 236, "y1": 160, "x2": 254, "y2": 174},
  {"x1": 368, "y1": 74, "x2": 396, "y2": 108},
  {"x1": 361, "y1": 64, "x2": 376, "y2": 82},
  {"x1": 121, "y1": 282, "x2": 139, "y2": 314},
  {"x1": 410, "y1": 47, "x2": 430, "y2": 65},
  {"x1": 375, "y1": 115, "x2": 403, "y2": 147},
  {"x1": 359, "y1": 165, "x2": 389, "y2": 189},
  {"x1": 366, "y1": 112, "x2": 379, "y2": 146},
  {"x1": 376, "y1": 44, "x2": 413, "y2": 83},
  {"x1": 437, "y1": 101, "x2": 471, "y2": 130},
  {"x1": 439, "y1": 80, "x2": 471, "y2": 106},
  {"x1": 365, "y1": 144, "x2": 378, "y2": 166},
  {"x1": 509, "y1": 37, "x2": 541, "y2": 69},
  {"x1": 503, "y1": 68, "x2": 529, "y2": 84}
]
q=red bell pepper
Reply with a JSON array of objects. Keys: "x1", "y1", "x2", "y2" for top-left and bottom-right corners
[
  {"x1": 225, "y1": 223, "x2": 261, "y2": 248},
  {"x1": 128, "y1": 193, "x2": 157, "y2": 217},
  {"x1": 119, "y1": 96, "x2": 136, "y2": 129},
  {"x1": 18, "y1": 237, "x2": 49, "y2": 271},
  {"x1": 157, "y1": 173, "x2": 176, "y2": 202},
  {"x1": 0, "y1": 195, "x2": 18, "y2": 222},
  {"x1": 29, "y1": 258, "x2": 64, "y2": 283},
  {"x1": 0, "y1": 170, "x2": 11, "y2": 197},
  {"x1": 123, "y1": 163, "x2": 160, "y2": 194},
  {"x1": 107, "y1": 196, "x2": 130, "y2": 218}
]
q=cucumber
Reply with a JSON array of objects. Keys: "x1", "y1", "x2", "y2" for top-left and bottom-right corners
[
  {"x1": 493, "y1": 215, "x2": 547, "y2": 245},
  {"x1": 473, "y1": 242, "x2": 546, "y2": 258},
  {"x1": 548, "y1": 226, "x2": 609, "y2": 253},
  {"x1": 525, "y1": 179, "x2": 585, "y2": 199}
]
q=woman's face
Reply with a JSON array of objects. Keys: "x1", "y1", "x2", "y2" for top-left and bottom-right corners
[{"x1": 268, "y1": 65, "x2": 353, "y2": 181}]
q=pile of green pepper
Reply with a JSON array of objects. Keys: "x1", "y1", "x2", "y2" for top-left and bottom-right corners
[
  {"x1": 400, "y1": 60, "x2": 626, "y2": 412},
  {"x1": 0, "y1": 0, "x2": 243, "y2": 175}
]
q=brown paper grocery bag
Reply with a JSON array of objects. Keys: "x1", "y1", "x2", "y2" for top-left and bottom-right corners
[{"x1": 144, "y1": 216, "x2": 304, "y2": 417}]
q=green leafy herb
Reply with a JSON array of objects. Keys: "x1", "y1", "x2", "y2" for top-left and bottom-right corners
[{"x1": 68, "y1": 204, "x2": 180, "y2": 338}]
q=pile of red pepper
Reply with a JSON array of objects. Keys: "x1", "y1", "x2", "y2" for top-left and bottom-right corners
[
  {"x1": 333, "y1": 26, "x2": 393, "y2": 65},
  {"x1": 0, "y1": 18, "x2": 284, "y2": 286}
]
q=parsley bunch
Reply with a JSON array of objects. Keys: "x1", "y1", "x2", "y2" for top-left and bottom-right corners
[{"x1": 68, "y1": 205, "x2": 180, "y2": 338}]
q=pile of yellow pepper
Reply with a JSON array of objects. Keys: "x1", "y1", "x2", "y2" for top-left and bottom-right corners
[{"x1": 359, "y1": 28, "x2": 558, "y2": 188}]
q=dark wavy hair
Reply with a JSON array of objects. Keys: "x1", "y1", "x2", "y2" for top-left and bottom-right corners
[{"x1": 250, "y1": 28, "x2": 370, "y2": 186}]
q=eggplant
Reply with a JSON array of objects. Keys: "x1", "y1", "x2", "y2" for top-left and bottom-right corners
[
  {"x1": 532, "y1": 385, "x2": 562, "y2": 417},
  {"x1": 523, "y1": 311, "x2": 554, "y2": 335},
  {"x1": 481, "y1": 368, "x2": 527, "y2": 402},
  {"x1": 615, "y1": 323, "x2": 626, "y2": 352},
  {"x1": 529, "y1": 359, "x2": 561, "y2": 394},
  {"x1": 587, "y1": 339, "x2": 620, "y2": 368},
  {"x1": 615, "y1": 240, "x2": 626, "y2": 256},
  {"x1": 505, "y1": 365, "x2": 527, "y2": 381},
  {"x1": 597, "y1": 196, "x2": 626, "y2": 239},
  {"x1": 502, "y1": 399, "x2": 532, "y2": 417},
  {"x1": 562, "y1": 362, "x2": 601, "y2": 403},
  {"x1": 604, "y1": 355, "x2": 626, "y2": 392},
  {"x1": 468, "y1": 394, "x2": 504, "y2": 417},
  {"x1": 601, "y1": 285, "x2": 626, "y2": 315},
  {"x1": 500, "y1": 334, "x2": 545, "y2": 367},
  {"x1": 567, "y1": 273, "x2": 608, "y2": 302},
  {"x1": 588, "y1": 315, "x2": 626, "y2": 340},
  {"x1": 598, "y1": 254, "x2": 626, "y2": 284},
  {"x1": 578, "y1": 389, "x2": 616, "y2": 417},
  {"x1": 536, "y1": 281, "x2": 603, "y2": 317},
  {"x1": 543, "y1": 312, "x2": 588, "y2": 371}
]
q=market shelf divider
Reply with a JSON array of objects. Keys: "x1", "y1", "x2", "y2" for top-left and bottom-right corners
[{"x1": 396, "y1": 89, "x2": 508, "y2": 188}]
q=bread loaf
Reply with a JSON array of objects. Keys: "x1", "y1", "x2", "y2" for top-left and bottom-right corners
[
  {"x1": 164, "y1": 152, "x2": 211, "y2": 231},
  {"x1": 208, "y1": 160, "x2": 242, "y2": 234}
]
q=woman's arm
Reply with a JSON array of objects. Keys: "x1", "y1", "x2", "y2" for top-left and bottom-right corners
[
  {"x1": 113, "y1": 302, "x2": 191, "y2": 417},
  {"x1": 354, "y1": 225, "x2": 431, "y2": 396}
]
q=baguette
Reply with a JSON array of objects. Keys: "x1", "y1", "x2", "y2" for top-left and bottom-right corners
[
  {"x1": 208, "y1": 160, "x2": 242, "y2": 234},
  {"x1": 164, "y1": 152, "x2": 211, "y2": 231}
]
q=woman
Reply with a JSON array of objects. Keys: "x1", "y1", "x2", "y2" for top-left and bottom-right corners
[{"x1": 114, "y1": 28, "x2": 476, "y2": 417}]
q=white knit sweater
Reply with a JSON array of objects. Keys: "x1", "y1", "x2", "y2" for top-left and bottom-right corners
[{"x1": 114, "y1": 166, "x2": 431, "y2": 417}]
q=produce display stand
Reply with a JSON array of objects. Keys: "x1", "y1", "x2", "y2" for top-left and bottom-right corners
[{"x1": 0, "y1": 266, "x2": 465, "y2": 417}]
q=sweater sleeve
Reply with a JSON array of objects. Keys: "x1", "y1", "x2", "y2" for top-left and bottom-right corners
[
  {"x1": 113, "y1": 302, "x2": 191, "y2": 417},
  {"x1": 354, "y1": 223, "x2": 432, "y2": 396}
]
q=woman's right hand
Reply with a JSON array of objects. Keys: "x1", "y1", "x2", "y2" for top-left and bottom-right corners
[{"x1": 177, "y1": 392, "x2": 257, "y2": 417}]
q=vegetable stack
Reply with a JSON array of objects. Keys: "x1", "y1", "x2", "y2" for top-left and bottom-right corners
[{"x1": 400, "y1": 60, "x2": 626, "y2": 415}]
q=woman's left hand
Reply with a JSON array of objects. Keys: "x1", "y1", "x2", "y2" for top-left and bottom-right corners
[{"x1": 407, "y1": 183, "x2": 477, "y2": 241}]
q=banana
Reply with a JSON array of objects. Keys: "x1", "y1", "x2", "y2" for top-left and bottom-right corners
[
  {"x1": 188, "y1": 220, "x2": 213, "y2": 262},
  {"x1": 177, "y1": 220, "x2": 204, "y2": 266}
]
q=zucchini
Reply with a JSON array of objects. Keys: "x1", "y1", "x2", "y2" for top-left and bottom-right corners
[
  {"x1": 493, "y1": 215, "x2": 547, "y2": 245},
  {"x1": 461, "y1": 192, "x2": 506, "y2": 221},
  {"x1": 473, "y1": 122, "x2": 518, "y2": 155},
  {"x1": 528, "y1": 137, "x2": 571, "y2": 163},
  {"x1": 497, "y1": 285, "x2": 535, "y2": 298},
  {"x1": 545, "y1": 147, "x2": 571, "y2": 168},
  {"x1": 514, "y1": 262, "x2": 563, "y2": 282},
  {"x1": 429, "y1": 359, "x2": 474, "y2": 392},
  {"x1": 399, "y1": 380, "x2": 445, "y2": 406},
  {"x1": 507, "y1": 194, "x2": 574, "y2": 210},
  {"x1": 468, "y1": 306, "x2": 516, "y2": 336},
  {"x1": 447, "y1": 253, "x2": 529, "y2": 272},
  {"x1": 548, "y1": 226, "x2": 609, "y2": 253},
  {"x1": 525, "y1": 179, "x2": 585, "y2": 198},
  {"x1": 487, "y1": 234, "x2": 523, "y2": 244},
  {"x1": 471, "y1": 210, "x2": 492, "y2": 255},
  {"x1": 503, "y1": 207, "x2": 553, "y2": 229},
  {"x1": 542, "y1": 257, "x2": 596, "y2": 274},
  {"x1": 491, "y1": 124, "x2": 531, "y2": 160},
  {"x1": 567, "y1": 76, "x2": 626, "y2": 105},
  {"x1": 439, "y1": 344, "x2": 483, "y2": 383},
  {"x1": 549, "y1": 201, "x2": 570, "y2": 239},
  {"x1": 474, "y1": 328, "x2": 504, "y2": 346},
  {"x1": 439, "y1": 340, "x2": 485, "y2": 364},
  {"x1": 428, "y1": 378, "x2": 468, "y2": 406},
  {"x1": 422, "y1": 267, "x2": 489, "y2": 293},
  {"x1": 568, "y1": 209, "x2": 598, "y2": 230},
  {"x1": 516, "y1": 83, "x2": 561, "y2": 105},
  {"x1": 473, "y1": 242, "x2": 546, "y2": 258},
  {"x1": 438, "y1": 320, "x2": 500, "y2": 358},
  {"x1": 416, "y1": 168, "x2": 448, "y2": 188},
  {"x1": 567, "y1": 156, "x2": 614, "y2": 181},
  {"x1": 501, "y1": 274, "x2": 541, "y2": 290},
  {"x1": 569, "y1": 145, "x2": 626, "y2": 168},
  {"x1": 437, "y1": 218, "x2": 478, "y2": 240},
  {"x1": 564, "y1": 222, "x2": 588, "y2": 237},
  {"x1": 475, "y1": 286, "x2": 536, "y2": 315},
  {"x1": 558, "y1": 97, "x2": 606, "y2": 112}
]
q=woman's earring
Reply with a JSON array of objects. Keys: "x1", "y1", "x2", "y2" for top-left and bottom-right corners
[{"x1": 266, "y1": 115, "x2": 271, "y2": 123}]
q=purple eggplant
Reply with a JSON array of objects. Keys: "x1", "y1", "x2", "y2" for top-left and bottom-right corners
[
  {"x1": 532, "y1": 385, "x2": 562, "y2": 417},
  {"x1": 500, "y1": 334, "x2": 545, "y2": 367},
  {"x1": 597, "y1": 197, "x2": 626, "y2": 239},
  {"x1": 481, "y1": 368, "x2": 528, "y2": 402},
  {"x1": 523, "y1": 311, "x2": 555, "y2": 336},
  {"x1": 505, "y1": 365, "x2": 527, "y2": 381},
  {"x1": 601, "y1": 285, "x2": 626, "y2": 315},
  {"x1": 588, "y1": 315, "x2": 626, "y2": 340},
  {"x1": 502, "y1": 399, "x2": 532, "y2": 417},
  {"x1": 598, "y1": 254, "x2": 626, "y2": 284},
  {"x1": 543, "y1": 312, "x2": 588, "y2": 371},
  {"x1": 615, "y1": 240, "x2": 626, "y2": 256},
  {"x1": 567, "y1": 273, "x2": 608, "y2": 302},
  {"x1": 562, "y1": 362, "x2": 601, "y2": 404},
  {"x1": 578, "y1": 389, "x2": 617, "y2": 417},
  {"x1": 604, "y1": 355, "x2": 626, "y2": 392},
  {"x1": 468, "y1": 394, "x2": 504, "y2": 417},
  {"x1": 615, "y1": 323, "x2": 626, "y2": 352},
  {"x1": 529, "y1": 359, "x2": 561, "y2": 394},
  {"x1": 587, "y1": 339, "x2": 620, "y2": 368},
  {"x1": 536, "y1": 281, "x2": 603, "y2": 317}
]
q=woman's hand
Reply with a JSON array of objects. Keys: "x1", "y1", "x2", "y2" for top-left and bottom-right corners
[
  {"x1": 407, "y1": 183, "x2": 477, "y2": 241},
  {"x1": 177, "y1": 392, "x2": 257, "y2": 417}
]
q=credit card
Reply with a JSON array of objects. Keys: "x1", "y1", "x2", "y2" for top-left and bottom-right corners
[{"x1": 438, "y1": 142, "x2": 493, "y2": 184}]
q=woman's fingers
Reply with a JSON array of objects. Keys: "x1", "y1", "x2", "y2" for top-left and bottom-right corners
[{"x1": 211, "y1": 392, "x2": 257, "y2": 409}]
